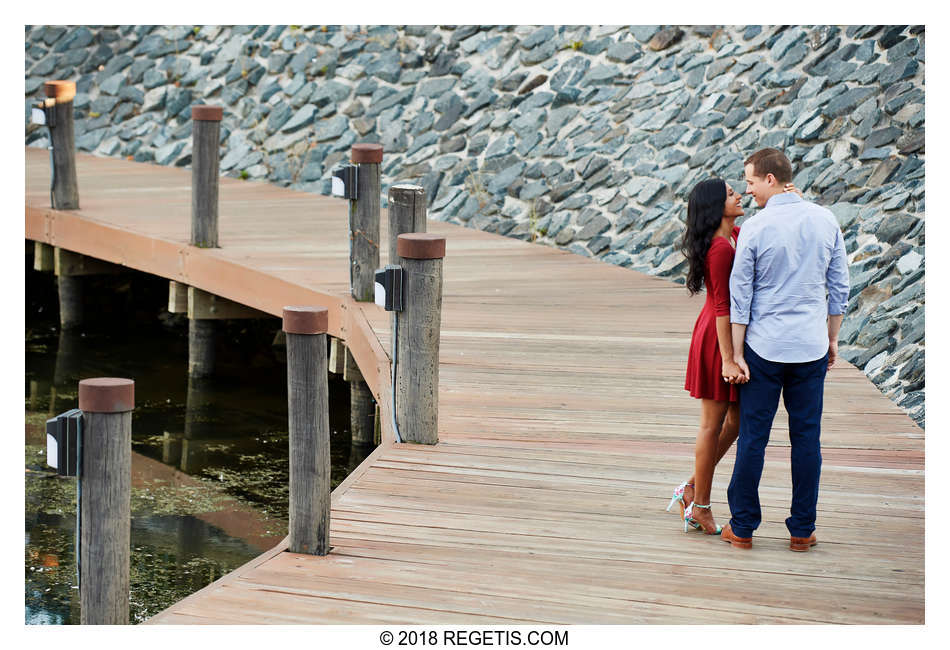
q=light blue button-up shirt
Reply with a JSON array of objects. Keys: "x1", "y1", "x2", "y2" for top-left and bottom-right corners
[{"x1": 729, "y1": 193, "x2": 850, "y2": 363}]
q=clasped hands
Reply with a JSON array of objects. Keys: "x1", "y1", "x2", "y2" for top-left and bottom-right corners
[{"x1": 722, "y1": 358, "x2": 750, "y2": 385}]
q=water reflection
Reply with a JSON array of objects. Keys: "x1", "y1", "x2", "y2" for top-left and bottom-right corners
[{"x1": 26, "y1": 264, "x2": 374, "y2": 624}]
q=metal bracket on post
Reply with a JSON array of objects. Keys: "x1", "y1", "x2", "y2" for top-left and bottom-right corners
[
  {"x1": 46, "y1": 408, "x2": 82, "y2": 477},
  {"x1": 331, "y1": 165, "x2": 358, "y2": 200},
  {"x1": 374, "y1": 265, "x2": 404, "y2": 312}
]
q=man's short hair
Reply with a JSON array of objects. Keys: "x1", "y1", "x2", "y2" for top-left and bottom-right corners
[{"x1": 744, "y1": 148, "x2": 793, "y2": 183}]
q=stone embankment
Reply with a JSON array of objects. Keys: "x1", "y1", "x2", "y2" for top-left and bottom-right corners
[{"x1": 25, "y1": 25, "x2": 925, "y2": 426}]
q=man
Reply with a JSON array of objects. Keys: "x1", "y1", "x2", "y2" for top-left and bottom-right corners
[{"x1": 722, "y1": 148, "x2": 850, "y2": 551}]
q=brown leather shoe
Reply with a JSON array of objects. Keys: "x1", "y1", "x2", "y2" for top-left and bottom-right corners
[
  {"x1": 789, "y1": 533, "x2": 817, "y2": 552},
  {"x1": 721, "y1": 523, "x2": 752, "y2": 549}
]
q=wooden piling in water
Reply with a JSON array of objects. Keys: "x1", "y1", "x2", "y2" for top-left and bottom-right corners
[
  {"x1": 349, "y1": 143, "x2": 382, "y2": 301},
  {"x1": 283, "y1": 306, "x2": 330, "y2": 556},
  {"x1": 395, "y1": 233, "x2": 446, "y2": 445},
  {"x1": 188, "y1": 319, "x2": 215, "y2": 379},
  {"x1": 57, "y1": 275, "x2": 82, "y2": 330},
  {"x1": 388, "y1": 184, "x2": 427, "y2": 265},
  {"x1": 191, "y1": 105, "x2": 222, "y2": 249},
  {"x1": 44, "y1": 80, "x2": 79, "y2": 210},
  {"x1": 78, "y1": 377, "x2": 134, "y2": 625},
  {"x1": 344, "y1": 349, "x2": 375, "y2": 447}
]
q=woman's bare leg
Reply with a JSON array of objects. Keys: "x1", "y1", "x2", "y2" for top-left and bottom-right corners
[
  {"x1": 685, "y1": 401, "x2": 740, "y2": 504},
  {"x1": 688, "y1": 399, "x2": 730, "y2": 531}
]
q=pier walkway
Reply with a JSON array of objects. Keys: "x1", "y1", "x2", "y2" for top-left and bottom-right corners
[{"x1": 25, "y1": 148, "x2": 924, "y2": 624}]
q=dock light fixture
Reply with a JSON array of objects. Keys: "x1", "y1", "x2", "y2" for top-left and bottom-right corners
[
  {"x1": 46, "y1": 408, "x2": 83, "y2": 477},
  {"x1": 331, "y1": 164, "x2": 358, "y2": 199},
  {"x1": 374, "y1": 265, "x2": 404, "y2": 312}
]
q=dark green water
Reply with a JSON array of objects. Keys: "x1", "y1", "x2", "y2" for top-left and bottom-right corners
[{"x1": 25, "y1": 252, "x2": 374, "y2": 624}]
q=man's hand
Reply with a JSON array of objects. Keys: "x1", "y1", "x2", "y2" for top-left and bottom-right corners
[
  {"x1": 722, "y1": 359, "x2": 742, "y2": 384},
  {"x1": 828, "y1": 341, "x2": 838, "y2": 370},
  {"x1": 733, "y1": 356, "x2": 751, "y2": 383}
]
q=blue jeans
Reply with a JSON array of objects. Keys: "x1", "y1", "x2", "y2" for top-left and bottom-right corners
[{"x1": 727, "y1": 343, "x2": 828, "y2": 538}]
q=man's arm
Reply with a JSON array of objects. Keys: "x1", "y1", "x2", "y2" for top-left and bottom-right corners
[
  {"x1": 729, "y1": 228, "x2": 755, "y2": 381},
  {"x1": 826, "y1": 225, "x2": 850, "y2": 370},
  {"x1": 827, "y1": 315, "x2": 843, "y2": 369}
]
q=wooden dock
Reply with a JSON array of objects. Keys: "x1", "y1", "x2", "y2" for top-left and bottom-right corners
[{"x1": 25, "y1": 148, "x2": 924, "y2": 624}]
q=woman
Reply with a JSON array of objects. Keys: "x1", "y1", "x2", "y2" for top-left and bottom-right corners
[{"x1": 667, "y1": 178, "x2": 746, "y2": 535}]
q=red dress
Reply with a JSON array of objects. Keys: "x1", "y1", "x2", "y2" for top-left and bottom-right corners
[{"x1": 685, "y1": 226, "x2": 740, "y2": 402}]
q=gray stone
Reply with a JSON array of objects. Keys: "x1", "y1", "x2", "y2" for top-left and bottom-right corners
[
  {"x1": 630, "y1": 26, "x2": 661, "y2": 43},
  {"x1": 723, "y1": 107, "x2": 750, "y2": 128},
  {"x1": 897, "y1": 132, "x2": 924, "y2": 155},
  {"x1": 576, "y1": 215, "x2": 611, "y2": 240},
  {"x1": 522, "y1": 40, "x2": 558, "y2": 65},
  {"x1": 266, "y1": 104, "x2": 294, "y2": 133},
  {"x1": 314, "y1": 115, "x2": 348, "y2": 141},
  {"x1": 418, "y1": 77, "x2": 457, "y2": 98},
  {"x1": 142, "y1": 67, "x2": 166, "y2": 90},
  {"x1": 879, "y1": 58, "x2": 919, "y2": 86},
  {"x1": 824, "y1": 87, "x2": 877, "y2": 118},
  {"x1": 522, "y1": 26, "x2": 556, "y2": 50},
  {"x1": 606, "y1": 41, "x2": 642, "y2": 63},
  {"x1": 282, "y1": 105, "x2": 316, "y2": 134},
  {"x1": 155, "y1": 140, "x2": 186, "y2": 166},
  {"x1": 583, "y1": 64, "x2": 621, "y2": 86}
]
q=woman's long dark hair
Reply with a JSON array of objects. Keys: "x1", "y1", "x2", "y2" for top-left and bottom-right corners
[{"x1": 681, "y1": 178, "x2": 727, "y2": 296}]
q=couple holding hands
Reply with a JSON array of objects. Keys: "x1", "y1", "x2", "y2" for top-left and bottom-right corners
[{"x1": 670, "y1": 147, "x2": 850, "y2": 551}]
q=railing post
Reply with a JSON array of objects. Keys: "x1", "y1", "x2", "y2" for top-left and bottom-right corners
[
  {"x1": 283, "y1": 306, "x2": 330, "y2": 556},
  {"x1": 395, "y1": 234, "x2": 446, "y2": 445},
  {"x1": 191, "y1": 105, "x2": 222, "y2": 248},
  {"x1": 349, "y1": 143, "x2": 383, "y2": 301},
  {"x1": 78, "y1": 377, "x2": 134, "y2": 625},
  {"x1": 44, "y1": 80, "x2": 80, "y2": 210},
  {"x1": 388, "y1": 184, "x2": 427, "y2": 265}
]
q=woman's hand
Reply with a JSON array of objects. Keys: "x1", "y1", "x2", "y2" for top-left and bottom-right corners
[{"x1": 784, "y1": 182, "x2": 803, "y2": 198}]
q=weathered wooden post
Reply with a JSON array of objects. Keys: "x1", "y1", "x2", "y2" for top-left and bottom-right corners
[
  {"x1": 188, "y1": 319, "x2": 215, "y2": 379},
  {"x1": 78, "y1": 377, "x2": 134, "y2": 625},
  {"x1": 388, "y1": 184, "x2": 427, "y2": 265},
  {"x1": 283, "y1": 306, "x2": 330, "y2": 556},
  {"x1": 344, "y1": 348, "x2": 375, "y2": 448},
  {"x1": 52, "y1": 249, "x2": 120, "y2": 331},
  {"x1": 190, "y1": 105, "x2": 222, "y2": 248},
  {"x1": 44, "y1": 80, "x2": 80, "y2": 210},
  {"x1": 349, "y1": 143, "x2": 383, "y2": 301},
  {"x1": 395, "y1": 233, "x2": 446, "y2": 445},
  {"x1": 189, "y1": 104, "x2": 222, "y2": 379},
  {"x1": 57, "y1": 275, "x2": 83, "y2": 330}
]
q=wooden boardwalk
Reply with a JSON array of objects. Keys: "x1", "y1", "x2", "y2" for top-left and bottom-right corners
[{"x1": 25, "y1": 148, "x2": 924, "y2": 624}]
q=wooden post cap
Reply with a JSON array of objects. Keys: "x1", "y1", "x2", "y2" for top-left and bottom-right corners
[
  {"x1": 351, "y1": 143, "x2": 383, "y2": 164},
  {"x1": 282, "y1": 306, "x2": 329, "y2": 335},
  {"x1": 397, "y1": 233, "x2": 446, "y2": 259},
  {"x1": 79, "y1": 378, "x2": 135, "y2": 413},
  {"x1": 44, "y1": 80, "x2": 76, "y2": 101},
  {"x1": 192, "y1": 105, "x2": 223, "y2": 121}
]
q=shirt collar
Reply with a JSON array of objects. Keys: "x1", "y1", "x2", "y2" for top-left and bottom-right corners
[{"x1": 765, "y1": 193, "x2": 803, "y2": 208}]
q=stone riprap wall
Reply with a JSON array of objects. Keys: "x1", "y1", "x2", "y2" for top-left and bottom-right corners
[{"x1": 24, "y1": 25, "x2": 925, "y2": 427}]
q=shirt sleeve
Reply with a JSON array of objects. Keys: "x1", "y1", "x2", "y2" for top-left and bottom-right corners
[
  {"x1": 729, "y1": 227, "x2": 755, "y2": 325},
  {"x1": 826, "y1": 225, "x2": 850, "y2": 315},
  {"x1": 707, "y1": 241, "x2": 732, "y2": 317}
]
